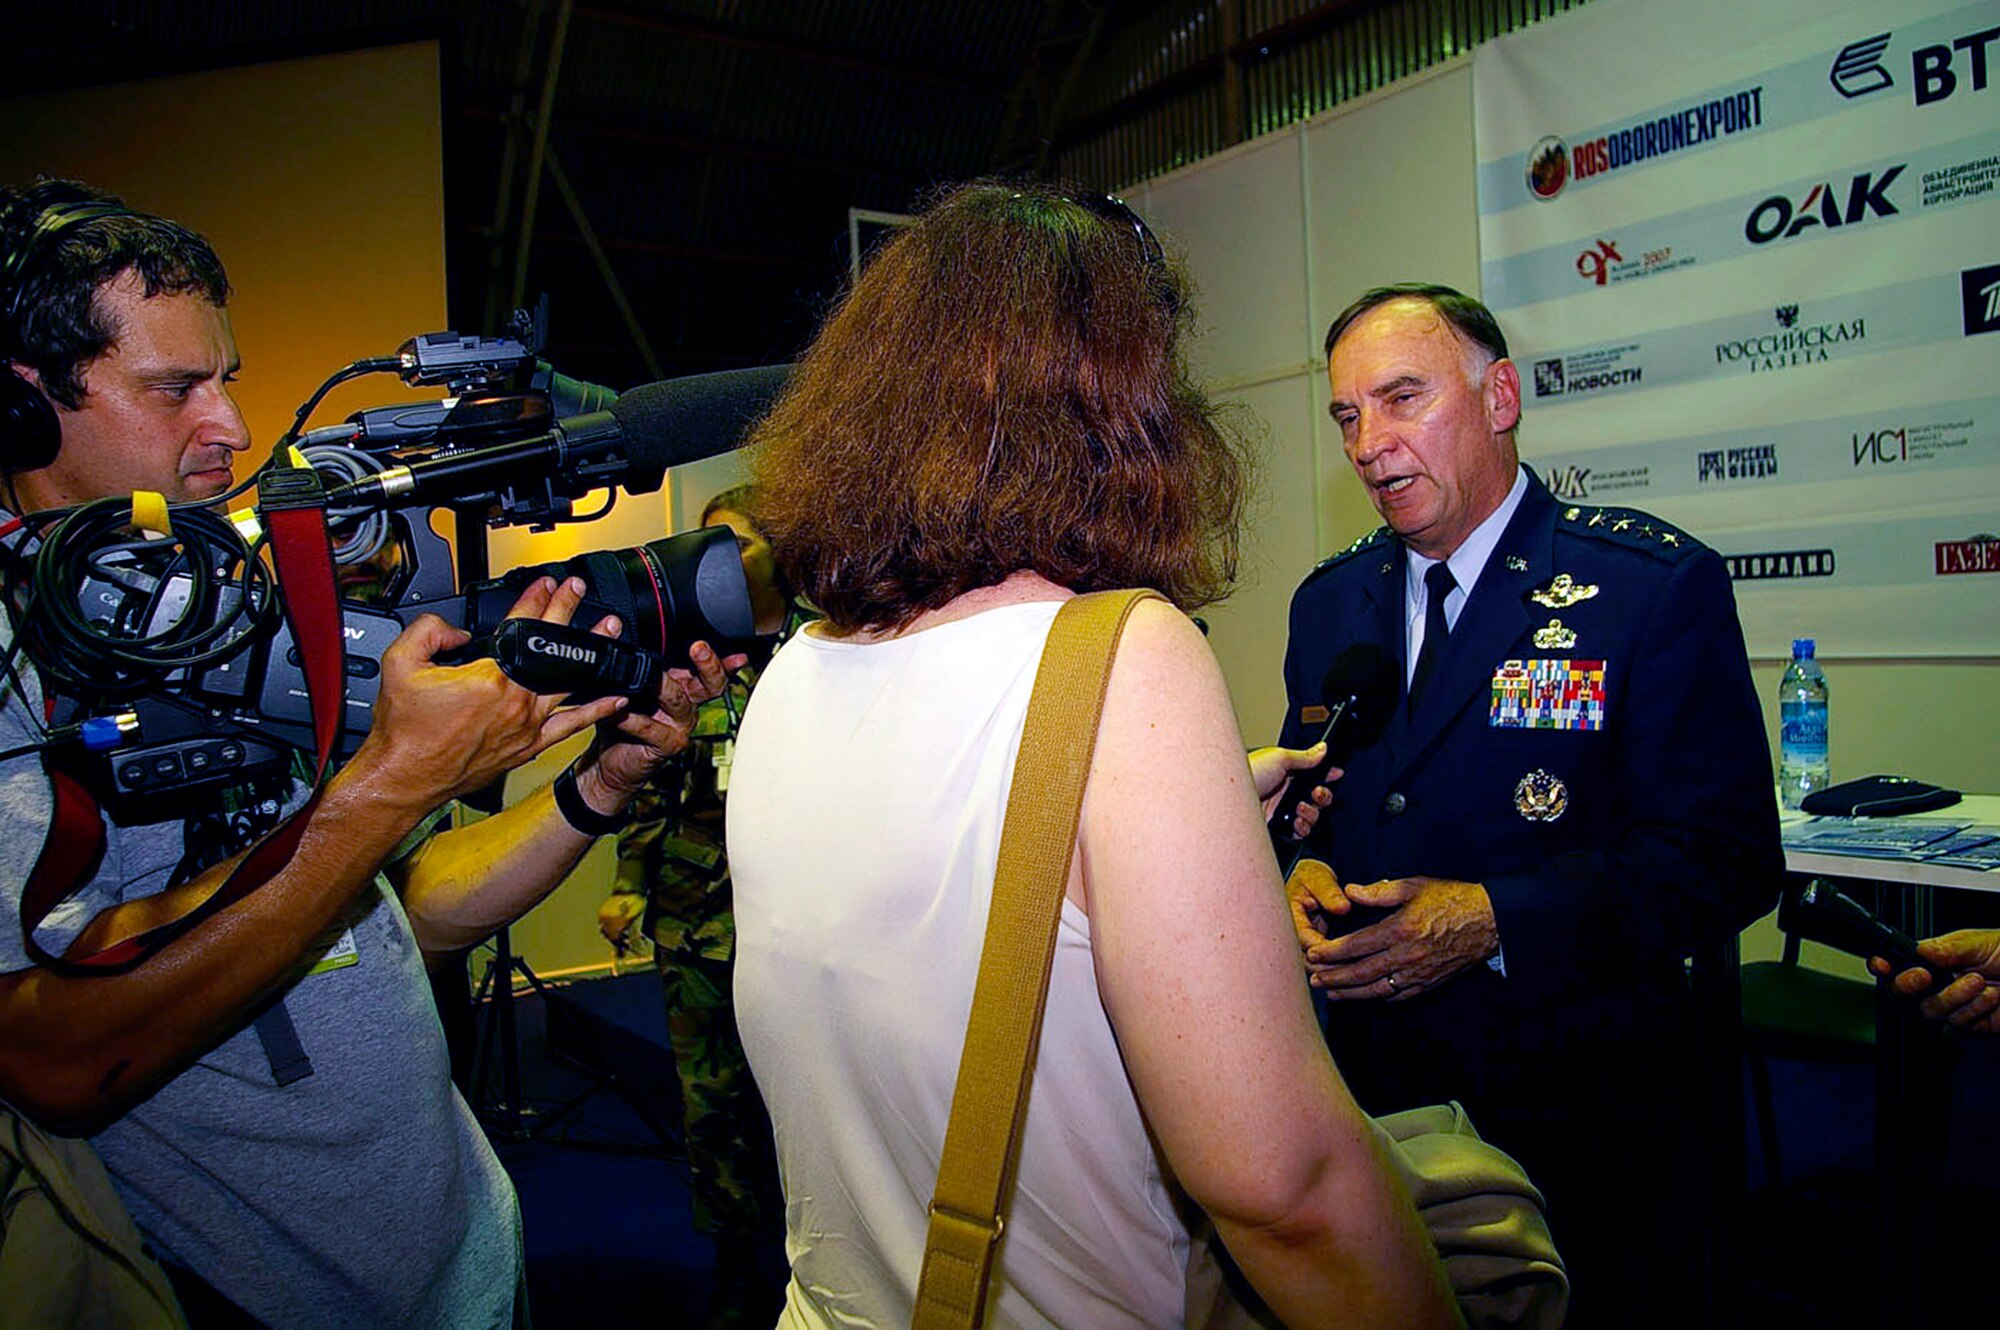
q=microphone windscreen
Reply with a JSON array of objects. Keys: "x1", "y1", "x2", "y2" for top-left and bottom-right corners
[
  {"x1": 609, "y1": 365, "x2": 792, "y2": 470},
  {"x1": 1318, "y1": 643, "x2": 1399, "y2": 756}
]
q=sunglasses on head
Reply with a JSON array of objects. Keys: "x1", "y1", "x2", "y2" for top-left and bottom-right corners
[{"x1": 1071, "y1": 192, "x2": 1177, "y2": 312}]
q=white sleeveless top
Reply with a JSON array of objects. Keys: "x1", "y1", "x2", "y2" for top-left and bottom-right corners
[{"x1": 729, "y1": 600, "x2": 1190, "y2": 1330}]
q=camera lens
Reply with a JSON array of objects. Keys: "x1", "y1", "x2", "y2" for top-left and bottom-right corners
[{"x1": 462, "y1": 525, "x2": 756, "y2": 666}]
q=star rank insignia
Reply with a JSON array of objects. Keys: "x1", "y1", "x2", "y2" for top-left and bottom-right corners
[
  {"x1": 1530, "y1": 573, "x2": 1600, "y2": 609},
  {"x1": 1532, "y1": 619, "x2": 1577, "y2": 649}
]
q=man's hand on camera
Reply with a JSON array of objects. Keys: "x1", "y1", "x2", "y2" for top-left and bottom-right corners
[{"x1": 357, "y1": 577, "x2": 626, "y2": 807}]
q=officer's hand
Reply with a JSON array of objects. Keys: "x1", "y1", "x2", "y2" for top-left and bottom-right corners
[
  {"x1": 358, "y1": 579, "x2": 625, "y2": 806},
  {"x1": 1249, "y1": 742, "x2": 1338, "y2": 838},
  {"x1": 1869, "y1": 928, "x2": 2000, "y2": 1034},
  {"x1": 1286, "y1": 858, "x2": 1351, "y2": 954},
  {"x1": 1307, "y1": 876, "x2": 1498, "y2": 1003},
  {"x1": 598, "y1": 891, "x2": 647, "y2": 952}
]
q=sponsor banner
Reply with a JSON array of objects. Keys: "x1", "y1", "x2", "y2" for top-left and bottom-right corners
[
  {"x1": 1528, "y1": 271, "x2": 1962, "y2": 403},
  {"x1": 1485, "y1": 130, "x2": 2000, "y2": 309},
  {"x1": 1526, "y1": 395, "x2": 1998, "y2": 503},
  {"x1": 1725, "y1": 549, "x2": 1838, "y2": 581},
  {"x1": 1475, "y1": 0, "x2": 2000, "y2": 656},
  {"x1": 1714, "y1": 511, "x2": 2000, "y2": 589},
  {"x1": 1478, "y1": 0, "x2": 1998, "y2": 214},
  {"x1": 1724, "y1": 511, "x2": 2000, "y2": 657}
]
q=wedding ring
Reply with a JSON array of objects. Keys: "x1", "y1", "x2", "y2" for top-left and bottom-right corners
[{"x1": 1386, "y1": 973, "x2": 1399, "y2": 992}]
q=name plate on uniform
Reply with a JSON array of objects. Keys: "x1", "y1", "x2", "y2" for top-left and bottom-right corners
[{"x1": 1491, "y1": 659, "x2": 1607, "y2": 731}]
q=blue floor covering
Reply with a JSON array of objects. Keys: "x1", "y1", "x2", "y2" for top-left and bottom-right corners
[{"x1": 483, "y1": 970, "x2": 2000, "y2": 1329}]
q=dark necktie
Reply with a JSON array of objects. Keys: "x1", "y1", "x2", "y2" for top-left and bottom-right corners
[{"x1": 1408, "y1": 562, "x2": 1457, "y2": 714}]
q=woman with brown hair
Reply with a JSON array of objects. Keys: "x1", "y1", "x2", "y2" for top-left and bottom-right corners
[{"x1": 727, "y1": 183, "x2": 1455, "y2": 1330}]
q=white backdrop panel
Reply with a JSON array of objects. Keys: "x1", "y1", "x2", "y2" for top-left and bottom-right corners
[
  {"x1": 1133, "y1": 133, "x2": 1311, "y2": 388},
  {"x1": 1198, "y1": 376, "x2": 1325, "y2": 743},
  {"x1": 1134, "y1": 63, "x2": 1486, "y2": 742}
]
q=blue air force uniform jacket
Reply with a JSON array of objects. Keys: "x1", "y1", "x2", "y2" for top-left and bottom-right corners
[{"x1": 1277, "y1": 470, "x2": 1782, "y2": 1115}]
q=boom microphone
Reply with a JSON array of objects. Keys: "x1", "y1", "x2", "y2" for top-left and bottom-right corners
[
  {"x1": 328, "y1": 364, "x2": 792, "y2": 510},
  {"x1": 1268, "y1": 642, "x2": 1398, "y2": 875}
]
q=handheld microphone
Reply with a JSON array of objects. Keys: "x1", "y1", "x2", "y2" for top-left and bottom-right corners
[
  {"x1": 327, "y1": 364, "x2": 792, "y2": 510},
  {"x1": 1268, "y1": 643, "x2": 1398, "y2": 878},
  {"x1": 1785, "y1": 880, "x2": 1950, "y2": 997}
]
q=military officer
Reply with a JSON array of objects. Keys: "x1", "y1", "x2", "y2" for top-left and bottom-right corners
[
  {"x1": 1278, "y1": 284, "x2": 1782, "y2": 1327},
  {"x1": 598, "y1": 486, "x2": 792, "y2": 1330}
]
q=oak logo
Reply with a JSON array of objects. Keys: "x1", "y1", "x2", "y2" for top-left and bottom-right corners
[{"x1": 1745, "y1": 166, "x2": 1904, "y2": 244}]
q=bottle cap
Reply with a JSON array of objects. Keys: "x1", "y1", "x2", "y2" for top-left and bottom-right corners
[{"x1": 1791, "y1": 638, "x2": 1815, "y2": 658}]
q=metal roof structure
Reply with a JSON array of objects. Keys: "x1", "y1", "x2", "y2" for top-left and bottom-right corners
[{"x1": 5, "y1": 0, "x2": 1581, "y2": 387}]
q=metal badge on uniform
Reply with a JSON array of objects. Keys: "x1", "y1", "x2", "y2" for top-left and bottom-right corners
[
  {"x1": 1530, "y1": 573, "x2": 1599, "y2": 609},
  {"x1": 1505, "y1": 555, "x2": 1529, "y2": 572},
  {"x1": 1532, "y1": 619, "x2": 1577, "y2": 650},
  {"x1": 1514, "y1": 769, "x2": 1569, "y2": 822},
  {"x1": 1490, "y1": 658, "x2": 1607, "y2": 730},
  {"x1": 1300, "y1": 704, "x2": 1331, "y2": 725}
]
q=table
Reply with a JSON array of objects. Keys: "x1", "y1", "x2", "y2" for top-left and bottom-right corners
[
  {"x1": 1782, "y1": 793, "x2": 2000, "y2": 902},
  {"x1": 1778, "y1": 793, "x2": 1999, "y2": 1330}
]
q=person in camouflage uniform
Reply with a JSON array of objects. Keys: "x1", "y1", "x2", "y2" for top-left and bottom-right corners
[{"x1": 599, "y1": 486, "x2": 791, "y2": 1330}]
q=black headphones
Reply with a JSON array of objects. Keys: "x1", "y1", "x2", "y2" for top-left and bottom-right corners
[{"x1": 1, "y1": 200, "x2": 134, "y2": 474}]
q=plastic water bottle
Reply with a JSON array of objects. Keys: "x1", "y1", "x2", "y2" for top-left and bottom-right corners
[{"x1": 1778, "y1": 638, "x2": 1829, "y2": 809}]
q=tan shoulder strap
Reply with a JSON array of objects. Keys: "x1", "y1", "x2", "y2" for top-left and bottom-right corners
[{"x1": 912, "y1": 587, "x2": 1164, "y2": 1330}]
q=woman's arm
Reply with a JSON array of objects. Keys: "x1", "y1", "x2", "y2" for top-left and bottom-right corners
[{"x1": 1079, "y1": 599, "x2": 1459, "y2": 1330}]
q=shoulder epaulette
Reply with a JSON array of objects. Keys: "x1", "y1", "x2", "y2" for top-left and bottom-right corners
[
  {"x1": 1556, "y1": 503, "x2": 1705, "y2": 561},
  {"x1": 1310, "y1": 525, "x2": 1391, "y2": 576}
]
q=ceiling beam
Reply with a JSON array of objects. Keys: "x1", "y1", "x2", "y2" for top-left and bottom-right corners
[
  {"x1": 579, "y1": 5, "x2": 1007, "y2": 96},
  {"x1": 460, "y1": 105, "x2": 931, "y2": 186},
  {"x1": 465, "y1": 223, "x2": 820, "y2": 273},
  {"x1": 1049, "y1": 0, "x2": 1385, "y2": 152}
]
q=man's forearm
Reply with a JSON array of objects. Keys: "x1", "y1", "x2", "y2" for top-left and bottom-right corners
[
  {"x1": 397, "y1": 769, "x2": 626, "y2": 961},
  {"x1": 0, "y1": 749, "x2": 440, "y2": 1134}
]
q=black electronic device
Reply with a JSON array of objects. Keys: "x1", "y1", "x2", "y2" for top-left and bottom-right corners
[
  {"x1": 0, "y1": 200, "x2": 135, "y2": 472},
  {"x1": 1799, "y1": 775, "x2": 1961, "y2": 818},
  {"x1": 1783, "y1": 879, "x2": 1947, "y2": 996},
  {"x1": 6, "y1": 313, "x2": 789, "y2": 825},
  {"x1": 1269, "y1": 643, "x2": 1399, "y2": 870},
  {"x1": 30, "y1": 511, "x2": 754, "y2": 824}
]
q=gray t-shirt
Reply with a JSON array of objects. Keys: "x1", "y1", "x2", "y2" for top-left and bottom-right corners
[{"x1": 0, "y1": 609, "x2": 522, "y2": 1330}]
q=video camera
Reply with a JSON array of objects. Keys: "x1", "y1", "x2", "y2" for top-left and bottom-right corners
[{"x1": 8, "y1": 308, "x2": 787, "y2": 824}]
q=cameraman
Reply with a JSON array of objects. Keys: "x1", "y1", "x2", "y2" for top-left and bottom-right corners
[{"x1": 0, "y1": 178, "x2": 727, "y2": 1328}]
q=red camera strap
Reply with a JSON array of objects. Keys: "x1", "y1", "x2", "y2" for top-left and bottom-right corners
[{"x1": 19, "y1": 482, "x2": 348, "y2": 976}]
